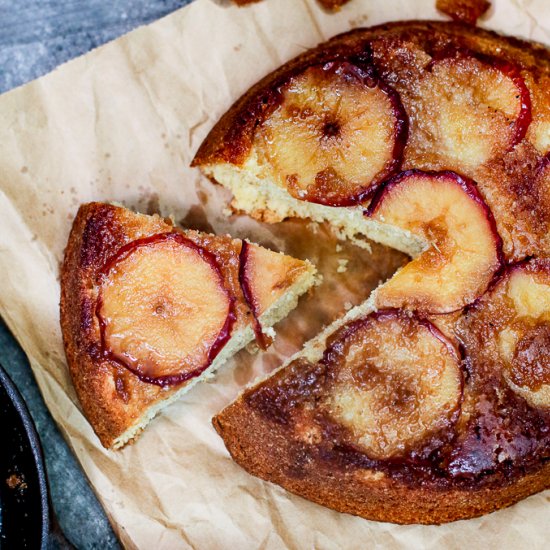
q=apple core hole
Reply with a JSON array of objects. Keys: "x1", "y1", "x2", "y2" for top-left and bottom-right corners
[{"x1": 322, "y1": 120, "x2": 341, "y2": 138}]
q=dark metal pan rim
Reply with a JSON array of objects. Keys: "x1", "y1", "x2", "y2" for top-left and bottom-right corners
[{"x1": 0, "y1": 364, "x2": 49, "y2": 548}]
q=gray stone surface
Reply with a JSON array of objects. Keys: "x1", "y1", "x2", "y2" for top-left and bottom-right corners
[
  {"x1": 0, "y1": 0, "x2": 194, "y2": 547},
  {"x1": 0, "y1": 1, "x2": 193, "y2": 93}
]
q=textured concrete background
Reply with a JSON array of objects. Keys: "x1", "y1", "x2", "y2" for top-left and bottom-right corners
[
  {"x1": 0, "y1": 1, "x2": 193, "y2": 92},
  {"x1": 0, "y1": 1, "x2": 193, "y2": 547}
]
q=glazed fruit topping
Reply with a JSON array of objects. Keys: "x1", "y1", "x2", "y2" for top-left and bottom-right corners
[
  {"x1": 239, "y1": 239, "x2": 309, "y2": 349},
  {"x1": 255, "y1": 60, "x2": 407, "y2": 206},
  {"x1": 238, "y1": 241, "x2": 269, "y2": 349},
  {"x1": 97, "y1": 233, "x2": 234, "y2": 386},
  {"x1": 322, "y1": 310, "x2": 462, "y2": 460},
  {"x1": 493, "y1": 261, "x2": 550, "y2": 408},
  {"x1": 366, "y1": 170, "x2": 502, "y2": 313},
  {"x1": 413, "y1": 52, "x2": 531, "y2": 169}
]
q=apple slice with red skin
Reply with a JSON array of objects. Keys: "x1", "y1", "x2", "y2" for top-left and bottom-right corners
[
  {"x1": 239, "y1": 240, "x2": 310, "y2": 350},
  {"x1": 238, "y1": 241, "x2": 268, "y2": 349},
  {"x1": 366, "y1": 170, "x2": 503, "y2": 314},
  {"x1": 255, "y1": 60, "x2": 408, "y2": 206},
  {"x1": 97, "y1": 232, "x2": 235, "y2": 387},
  {"x1": 322, "y1": 310, "x2": 463, "y2": 460},
  {"x1": 471, "y1": 259, "x2": 550, "y2": 409},
  {"x1": 411, "y1": 51, "x2": 531, "y2": 170}
]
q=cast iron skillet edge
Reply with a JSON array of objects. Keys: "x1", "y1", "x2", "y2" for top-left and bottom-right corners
[{"x1": 0, "y1": 363, "x2": 50, "y2": 548}]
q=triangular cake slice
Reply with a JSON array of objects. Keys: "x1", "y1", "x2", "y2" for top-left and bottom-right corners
[{"x1": 60, "y1": 202, "x2": 316, "y2": 449}]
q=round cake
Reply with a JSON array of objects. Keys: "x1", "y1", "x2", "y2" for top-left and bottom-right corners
[{"x1": 194, "y1": 20, "x2": 550, "y2": 524}]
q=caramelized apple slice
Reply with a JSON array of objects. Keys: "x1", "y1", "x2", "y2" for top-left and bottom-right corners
[
  {"x1": 255, "y1": 61, "x2": 407, "y2": 206},
  {"x1": 491, "y1": 261, "x2": 550, "y2": 408},
  {"x1": 239, "y1": 240, "x2": 309, "y2": 349},
  {"x1": 412, "y1": 53, "x2": 531, "y2": 169},
  {"x1": 528, "y1": 78, "x2": 550, "y2": 154},
  {"x1": 367, "y1": 170, "x2": 502, "y2": 313},
  {"x1": 97, "y1": 233, "x2": 234, "y2": 386},
  {"x1": 323, "y1": 310, "x2": 462, "y2": 459}
]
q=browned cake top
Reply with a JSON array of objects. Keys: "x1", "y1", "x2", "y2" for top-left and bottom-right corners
[
  {"x1": 233, "y1": 256, "x2": 550, "y2": 489},
  {"x1": 60, "y1": 202, "x2": 310, "y2": 447},
  {"x1": 208, "y1": 22, "x2": 550, "y2": 513},
  {"x1": 193, "y1": 21, "x2": 550, "y2": 263}
]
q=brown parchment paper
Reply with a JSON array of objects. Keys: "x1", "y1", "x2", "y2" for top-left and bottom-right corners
[{"x1": 1, "y1": 0, "x2": 550, "y2": 548}]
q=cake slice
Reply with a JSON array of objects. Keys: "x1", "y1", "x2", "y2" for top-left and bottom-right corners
[{"x1": 60, "y1": 202, "x2": 316, "y2": 449}]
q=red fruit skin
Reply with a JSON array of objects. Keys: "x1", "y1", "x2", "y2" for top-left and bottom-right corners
[
  {"x1": 365, "y1": 169, "x2": 505, "y2": 270},
  {"x1": 272, "y1": 60, "x2": 409, "y2": 208},
  {"x1": 321, "y1": 308, "x2": 461, "y2": 367},
  {"x1": 476, "y1": 53, "x2": 532, "y2": 147},
  {"x1": 499, "y1": 61, "x2": 532, "y2": 147},
  {"x1": 426, "y1": 50, "x2": 532, "y2": 148},
  {"x1": 465, "y1": 257, "x2": 550, "y2": 314},
  {"x1": 96, "y1": 232, "x2": 236, "y2": 387},
  {"x1": 238, "y1": 240, "x2": 271, "y2": 350}
]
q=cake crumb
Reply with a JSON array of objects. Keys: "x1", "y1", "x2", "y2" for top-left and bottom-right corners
[
  {"x1": 6, "y1": 474, "x2": 27, "y2": 492},
  {"x1": 436, "y1": 0, "x2": 490, "y2": 25},
  {"x1": 246, "y1": 341, "x2": 260, "y2": 354}
]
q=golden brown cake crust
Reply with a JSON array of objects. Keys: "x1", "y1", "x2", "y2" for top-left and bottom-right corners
[
  {"x1": 61, "y1": 203, "x2": 172, "y2": 448},
  {"x1": 60, "y1": 203, "x2": 311, "y2": 448},
  {"x1": 213, "y1": 392, "x2": 550, "y2": 524}
]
